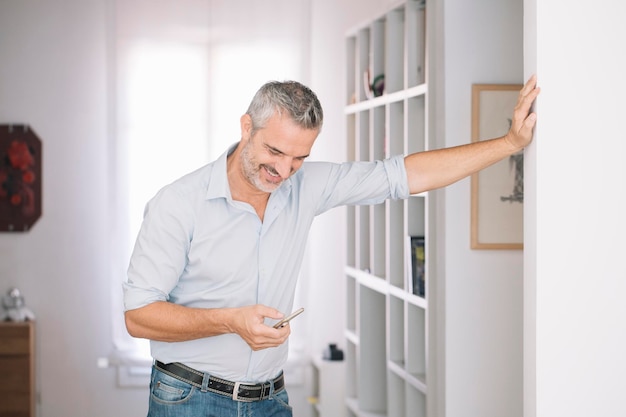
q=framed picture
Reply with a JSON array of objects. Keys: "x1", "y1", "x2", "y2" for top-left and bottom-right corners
[
  {"x1": 0, "y1": 125, "x2": 42, "y2": 232},
  {"x1": 470, "y1": 84, "x2": 523, "y2": 250}
]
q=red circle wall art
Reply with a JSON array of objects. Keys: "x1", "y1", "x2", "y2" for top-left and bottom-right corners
[{"x1": 0, "y1": 125, "x2": 42, "y2": 232}]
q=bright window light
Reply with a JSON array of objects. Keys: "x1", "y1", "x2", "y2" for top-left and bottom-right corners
[
  {"x1": 116, "y1": 41, "x2": 210, "y2": 358},
  {"x1": 125, "y1": 40, "x2": 210, "y2": 249}
]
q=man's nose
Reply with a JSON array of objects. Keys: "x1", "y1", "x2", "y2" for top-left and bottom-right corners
[{"x1": 275, "y1": 156, "x2": 293, "y2": 178}]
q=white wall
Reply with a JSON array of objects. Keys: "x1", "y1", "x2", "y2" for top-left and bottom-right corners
[
  {"x1": 442, "y1": 1, "x2": 525, "y2": 416},
  {"x1": 525, "y1": 1, "x2": 626, "y2": 416},
  {"x1": 0, "y1": 1, "x2": 148, "y2": 416}
]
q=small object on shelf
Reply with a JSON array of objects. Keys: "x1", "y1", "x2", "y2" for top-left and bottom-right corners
[
  {"x1": 362, "y1": 70, "x2": 385, "y2": 99},
  {"x1": 410, "y1": 236, "x2": 426, "y2": 297},
  {"x1": 2, "y1": 287, "x2": 36, "y2": 322},
  {"x1": 323, "y1": 343, "x2": 344, "y2": 361},
  {"x1": 371, "y1": 74, "x2": 385, "y2": 97}
]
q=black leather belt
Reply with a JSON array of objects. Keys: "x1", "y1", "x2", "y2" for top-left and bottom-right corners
[{"x1": 154, "y1": 361, "x2": 285, "y2": 402}]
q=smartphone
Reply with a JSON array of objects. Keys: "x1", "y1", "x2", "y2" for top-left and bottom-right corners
[{"x1": 273, "y1": 307, "x2": 305, "y2": 329}]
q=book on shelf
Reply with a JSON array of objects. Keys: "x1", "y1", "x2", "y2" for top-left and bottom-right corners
[{"x1": 409, "y1": 236, "x2": 425, "y2": 297}]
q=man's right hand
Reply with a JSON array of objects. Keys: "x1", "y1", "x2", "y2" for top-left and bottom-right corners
[{"x1": 227, "y1": 304, "x2": 291, "y2": 351}]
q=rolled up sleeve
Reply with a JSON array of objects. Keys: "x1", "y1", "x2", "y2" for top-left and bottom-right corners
[
  {"x1": 383, "y1": 154, "x2": 410, "y2": 200},
  {"x1": 123, "y1": 185, "x2": 194, "y2": 311}
]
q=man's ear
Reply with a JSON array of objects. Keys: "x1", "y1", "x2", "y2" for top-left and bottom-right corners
[{"x1": 240, "y1": 114, "x2": 252, "y2": 141}]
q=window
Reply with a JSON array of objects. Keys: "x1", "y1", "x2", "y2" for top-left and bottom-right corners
[{"x1": 113, "y1": 40, "x2": 211, "y2": 364}]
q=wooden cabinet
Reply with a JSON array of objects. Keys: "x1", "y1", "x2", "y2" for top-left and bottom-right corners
[{"x1": 0, "y1": 321, "x2": 35, "y2": 417}]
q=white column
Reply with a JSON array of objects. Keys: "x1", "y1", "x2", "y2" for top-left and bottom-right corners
[{"x1": 525, "y1": 1, "x2": 626, "y2": 416}]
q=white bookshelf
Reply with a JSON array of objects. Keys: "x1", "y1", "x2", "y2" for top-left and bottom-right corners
[{"x1": 344, "y1": 1, "x2": 432, "y2": 416}]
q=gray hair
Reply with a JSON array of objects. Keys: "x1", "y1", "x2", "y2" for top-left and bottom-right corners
[{"x1": 245, "y1": 81, "x2": 323, "y2": 136}]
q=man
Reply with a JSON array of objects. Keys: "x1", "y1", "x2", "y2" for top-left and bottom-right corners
[{"x1": 124, "y1": 76, "x2": 540, "y2": 416}]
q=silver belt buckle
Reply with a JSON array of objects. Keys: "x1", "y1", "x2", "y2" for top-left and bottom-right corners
[{"x1": 232, "y1": 381, "x2": 243, "y2": 401}]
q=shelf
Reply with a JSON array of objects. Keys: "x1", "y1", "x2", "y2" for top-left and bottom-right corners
[
  {"x1": 389, "y1": 285, "x2": 427, "y2": 309},
  {"x1": 346, "y1": 1, "x2": 425, "y2": 103},
  {"x1": 345, "y1": 1, "x2": 431, "y2": 416},
  {"x1": 344, "y1": 266, "x2": 387, "y2": 294},
  {"x1": 345, "y1": 84, "x2": 427, "y2": 114},
  {"x1": 345, "y1": 271, "x2": 428, "y2": 310},
  {"x1": 345, "y1": 329, "x2": 359, "y2": 346},
  {"x1": 388, "y1": 295, "x2": 404, "y2": 366},
  {"x1": 346, "y1": 340, "x2": 358, "y2": 400},
  {"x1": 311, "y1": 357, "x2": 346, "y2": 417},
  {"x1": 388, "y1": 360, "x2": 427, "y2": 393},
  {"x1": 405, "y1": 291, "x2": 427, "y2": 309},
  {"x1": 358, "y1": 286, "x2": 387, "y2": 413},
  {"x1": 406, "y1": 303, "x2": 426, "y2": 380},
  {"x1": 346, "y1": 397, "x2": 386, "y2": 417},
  {"x1": 387, "y1": 368, "x2": 426, "y2": 417},
  {"x1": 347, "y1": 274, "x2": 357, "y2": 332},
  {"x1": 406, "y1": 372, "x2": 427, "y2": 392}
]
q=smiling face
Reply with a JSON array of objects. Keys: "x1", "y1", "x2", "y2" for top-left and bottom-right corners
[{"x1": 239, "y1": 111, "x2": 318, "y2": 193}]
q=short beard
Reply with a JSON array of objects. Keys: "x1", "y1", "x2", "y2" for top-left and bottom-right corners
[{"x1": 240, "y1": 139, "x2": 283, "y2": 193}]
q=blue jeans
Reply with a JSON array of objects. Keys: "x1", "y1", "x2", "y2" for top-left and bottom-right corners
[{"x1": 147, "y1": 366, "x2": 293, "y2": 417}]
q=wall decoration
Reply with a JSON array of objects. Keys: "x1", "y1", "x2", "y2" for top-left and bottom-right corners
[
  {"x1": 0, "y1": 125, "x2": 42, "y2": 232},
  {"x1": 470, "y1": 84, "x2": 523, "y2": 249}
]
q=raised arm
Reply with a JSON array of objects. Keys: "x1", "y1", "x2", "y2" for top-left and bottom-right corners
[{"x1": 405, "y1": 75, "x2": 540, "y2": 195}]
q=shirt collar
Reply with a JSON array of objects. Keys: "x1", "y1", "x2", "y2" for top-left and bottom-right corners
[
  {"x1": 205, "y1": 143, "x2": 293, "y2": 203},
  {"x1": 205, "y1": 143, "x2": 236, "y2": 201}
]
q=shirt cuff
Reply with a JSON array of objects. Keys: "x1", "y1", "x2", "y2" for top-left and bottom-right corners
[{"x1": 383, "y1": 154, "x2": 410, "y2": 199}]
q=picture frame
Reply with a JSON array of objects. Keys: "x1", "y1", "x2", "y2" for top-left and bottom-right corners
[
  {"x1": 470, "y1": 84, "x2": 523, "y2": 250},
  {"x1": 0, "y1": 124, "x2": 42, "y2": 232}
]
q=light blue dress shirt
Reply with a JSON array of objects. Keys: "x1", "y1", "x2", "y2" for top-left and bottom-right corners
[{"x1": 123, "y1": 145, "x2": 410, "y2": 382}]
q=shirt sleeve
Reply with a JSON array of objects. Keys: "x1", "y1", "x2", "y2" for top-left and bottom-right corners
[
  {"x1": 123, "y1": 184, "x2": 195, "y2": 311},
  {"x1": 307, "y1": 154, "x2": 410, "y2": 215}
]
